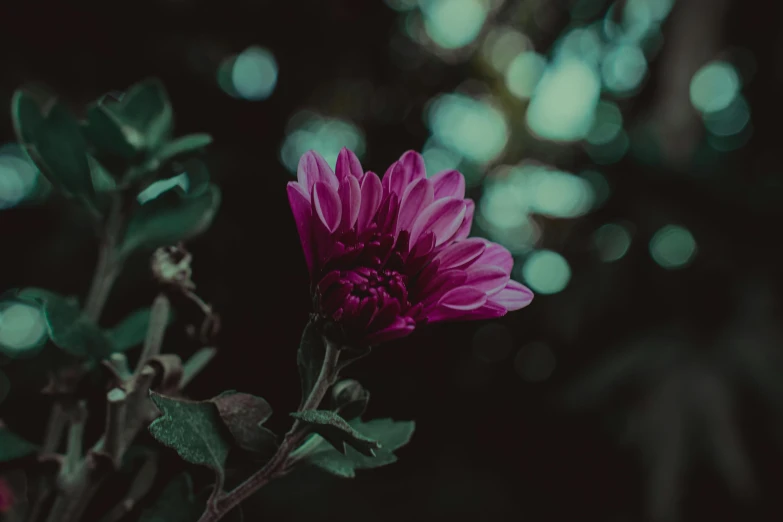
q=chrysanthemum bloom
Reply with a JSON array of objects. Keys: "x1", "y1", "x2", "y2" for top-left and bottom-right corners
[{"x1": 287, "y1": 148, "x2": 533, "y2": 345}]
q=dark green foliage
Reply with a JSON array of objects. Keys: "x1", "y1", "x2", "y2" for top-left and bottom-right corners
[
  {"x1": 108, "y1": 307, "x2": 174, "y2": 353},
  {"x1": 12, "y1": 90, "x2": 95, "y2": 204},
  {"x1": 137, "y1": 473, "x2": 199, "y2": 522},
  {"x1": 148, "y1": 392, "x2": 231, "y2": 483},
  {"x1": 0, "y1": 426, "x2": 38, "y2": 463},
  {"x1": 297, "y1": 318, "x2": 326, "y2": 404},
  {"x1": 330, "y1": 379, "x2": 370, "y2": 421},
  {"x1": 290, "y1": 410, "x2": 380, "y2": 457},
  {"x1": 119, "y1": 183, "x2": 221, "y2": 256},
  {"x1": 210, "y1": 391, "x2": 278, "y2": 455},
  {"x1": 296, "y1": 418, "x2": 416, "y2": 479}
]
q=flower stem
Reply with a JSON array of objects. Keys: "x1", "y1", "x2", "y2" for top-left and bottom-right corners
[{"x1": 196, "y1": 337, "x2": 342, "y2": 522}]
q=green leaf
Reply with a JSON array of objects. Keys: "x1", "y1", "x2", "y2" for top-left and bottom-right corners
[
  {"x1": 297, "y1": 318, "x2": 326, "y2": 405},
  {"x1": 210, "y1": 391, "x2": 277, "y2": 456},
  {"x1": 119, "y1": 183, "x2": 221, "y2": 256},
  {"x1": 290, "y1": 410, "x2": 380, "y2": 457},
  {"x1": 293, "y1": 417, "x2": 415, "y2": 479},
  {"x1": 330, "y1": 379, "x2": 370, "y2": 421},
  {"x1": 30, "y1": 101, "x2": 95, "y2": 202},
  {"x1": 0, "y1": 426, "x2": 38, "y2": 462},
  {"x1": 148, "y1": 392, "x2": 230, "y2": 481},
  {"x1": 108, "y1": 307, "x2": 174, "y2": 353},
  {"x1": 12, "y1": 288, "x2": 112, "y2": 360},
  {"x1": 82, "y1": 102, "x2": 140, "y2": 159},
  {"x1": 11, "y1": 87, "x2": 49, "y2": 145},
  {"x1": 153, "y1": 133, "x2": 213, "y2": 166},
  {"x1": 40, "y1": 294, "x2": 113, "y2": 359},
  {"x1": 138, "y1": 473, "x2": 200, "y2": 522},
  {"x1": 114, "y1": 79, "x2": 173, "y2": 152}
]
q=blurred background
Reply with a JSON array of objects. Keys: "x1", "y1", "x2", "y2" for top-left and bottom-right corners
[{"x1": 0, "y1": 0, "x2": 782, "y2": 520}]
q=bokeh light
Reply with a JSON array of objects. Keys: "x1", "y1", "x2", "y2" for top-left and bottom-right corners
[
  {"x1": 690, "y1": 61, "x2": 741, "y2": 114},
  {"x1": 520, "y1": 250, "x2": 572, "y2": 295},
  {"x1": 593, "y1": 223, "x2": 633, "y2": 262},
  {"x1": 580, "y1": 170, "x2": 611, "y2": 207},
  {"x1": 422, "y1": 138, "x2": 462, "y2": 176},
  {"x1": 484, "y1": 27, "x2": 531, "y2": 72},
  {"x1": 585, "y1": 129, "x2": 630, "y2": 164},
  {"x1": 472, "y1": 323, "x2": 513, "y2": 363},
  {"x1": 702, "y1": 95, "x2": 751, "y2": 137},
  {"x1": 587, "y1": 100, "x2": 623, "y2": 145},
  {"x1": 514, "y1": 342, "x2": 556, "y2": 382},
  {"x1": 505, "y1": 51, "x2": 547, "y2": 100},
  {"x1": 231, "y1": 46, "x2": 278, "y2": 101},
  {"x1": 558, "y1": 26, "x2": 604, "y2": 65},
  {"x1": 601, "y1": 44, "x2": 648, "y2": 95},
  {"x1": 649, "y1": 225, "x2": 697, "y2": 269},
  {"x1": 526, "y1": 58, "x2": 601, "y2": 142},
  {"x1": 428, "y1": 94, "x2": 508, "y2": 164},
  {"x1": 0, "y1": 143, "x2": 39, "y2": 209},
  {"x1": 421, "y1": 0, "x2": 487, "y2": 50},
  {"x1": 0, "y1": 302, "x2": 47, "y2": 354},
  {"x1": 281, "y1": 113, "x2": 366, "y2": 173}
]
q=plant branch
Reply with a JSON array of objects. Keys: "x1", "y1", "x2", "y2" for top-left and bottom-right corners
[{"x1": 196, "y1": 337, "x2": 342, "y2": 522}]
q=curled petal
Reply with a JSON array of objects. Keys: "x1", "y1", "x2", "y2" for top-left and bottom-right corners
[
  {"x1": 312, "y1": 181, "x2": 342, "y2": 234},
  {"x1": 453, "y1": 199, "x2": 475, "y2": 241},
  {"x1": 335, "y1": 147, "x2": 363, "y2": 180},
  {"x1": 287, "y1": 182, "x2": 315, "y2": 276},
  {"x1": 454, "y1": 301, "x2": 507, "y2": 321},
  {"x1": 385, "y1": 151, "x2": 426, "y2": 197},
  {"x1": 396, "y1": 177, "x2": 434, "y2": 235},
  {"x1": 409, "y1": 197, "x2": 466, "y2": 248},
  {"x1": 419, "y1": 269, "x2": 468, "y2": 308},
  {"x1": 433, "y1": 238, "x2": 486, "y2": 270},
  {"x1": 475, "y1": 241, "x2": 513, "y2": 273},
  {"x1": 297, "y1": 150, "x2": 338, "y2": 194},
  {"x1": 490, "y1": 280, "x2": 534, "y2": 310},
  {"x1": 430, "y1": 169, "x2": 466, "y2": 200},
  {"x1": 364, "y1": 316, "x2": 416, "y2": 344},
  {"x1": 465, "y1": 265, "x2": 510, "y2": 295},
  {"x1": 339, "y1": 176, "x2": 361, "y2": 232},
  {"x1": 357, "y1": 172, "x2": 383, "y2": 234},
  {"x1": 427, "y1": 286, "x2": 488, "y2": 322}
]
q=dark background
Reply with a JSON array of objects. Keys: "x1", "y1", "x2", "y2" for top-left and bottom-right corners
[{"x1": 1, "y1": 0, "x2": 783, "y2": 521}]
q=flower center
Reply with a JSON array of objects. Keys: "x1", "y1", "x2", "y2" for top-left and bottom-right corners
[{"x1": 317, "y1": 266, "x2": 412, "y2": 328}]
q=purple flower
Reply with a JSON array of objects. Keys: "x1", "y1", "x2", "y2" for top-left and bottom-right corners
[{"x1": 287, "y1": 148, "x2": 533, "y2": 345}]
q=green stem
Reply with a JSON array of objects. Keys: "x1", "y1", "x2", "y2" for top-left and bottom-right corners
[{"x1": 196, "y1": 338, "x2": 342, "y2": 522}]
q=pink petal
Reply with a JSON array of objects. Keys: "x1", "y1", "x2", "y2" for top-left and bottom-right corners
[
  {"x1": 286, "y1": 182, "x2": 314, "y2": 276},
  {"x1": 475, "y1": 241, "x2": 513, "y2": 273},
  {"x1": 426, "y1": 286, "x2": 488, "y2": 322},
  {"x1": 409, "y1": 197, "x2": 467, "y2": 248},
  {"x1": 312, "y1": 181, "x2": 342, "y2": 234},
  {"x1": 464, "y1": 266, "x2": 510, "y2": 295},
  {"x1": 455, "y1": 301, "x2": 508, "y2": 321},
  {"x1": 452, "y1": 199, "x2": 475, "y2": 241},
  {"x1": 367, "y1": 299, "x2": 401, "y2": 332},
  {"x1": 419, "y1": 269, "x2": 468, "y2": 308},
  {"x1": 339, "y1": 176, "x2": 361, "y2": 232},
  {"x1": 396, "y1": 177, "x2": 434, "y2": 235},
  {"x1": 385, "y1": 151, "x2": 426, "y2": 197},
  {"x1": 438, "y1": 286, "x2": 488, "y2": 311},
  {"x1": 363, "y1": 316, "x2": 416, "y2": 344},
  {"x1": 430, "y1": 169, "x2": 466, "y2": 200},
  {"x1": 490, "y1": 280, "x2": 534, "y2": 310},
  {"x1": 297, "y1": 151, "x2": 338, "y2": 194},
  {"x1": 357, "y1": 172, "x2": 383, "y2": 234},
  {"x1": 335, "y1": 147, "x2": 363, "y2": 180},
  {"x1": 433, "y1": 238, "x2": 486, "y2": 270}
]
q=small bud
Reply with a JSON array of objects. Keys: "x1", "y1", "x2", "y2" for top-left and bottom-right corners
[
  {"x1": 151, "y1": 244, "x2": 196, "y2": 290},
  {"x1": 331, "y1": 379, "x2": 370, "y2": 421}
]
